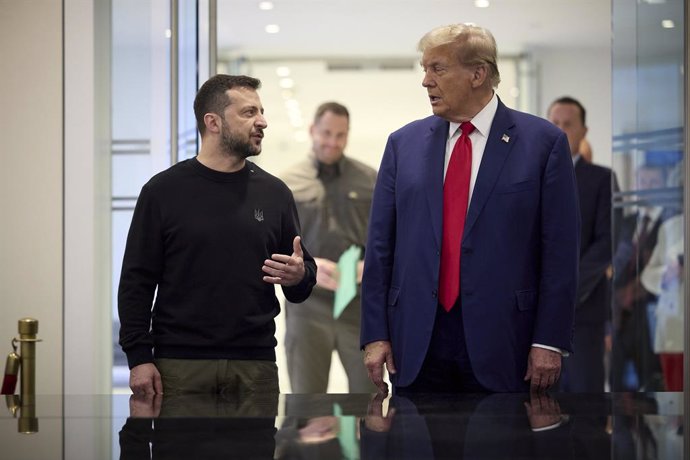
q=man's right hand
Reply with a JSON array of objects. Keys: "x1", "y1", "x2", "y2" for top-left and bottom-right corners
[
  {"x1": 129, "y1": 363, "x2": 163, "y2": 395},
  {"x1": 363, "y1": 340, "x2": 396, "y2": 394}
]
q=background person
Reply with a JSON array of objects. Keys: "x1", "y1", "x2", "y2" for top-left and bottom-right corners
[
  {"x1": 547, "y1": 96, "x2": 615, "y2": 392},
  {"x1": 282, "y1": 102, "x2": 377, "y2": 393}
]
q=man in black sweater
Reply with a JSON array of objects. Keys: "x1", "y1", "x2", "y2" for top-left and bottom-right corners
[{"x1": 118, "y1": 75, "x2": 317, "y2": 395}]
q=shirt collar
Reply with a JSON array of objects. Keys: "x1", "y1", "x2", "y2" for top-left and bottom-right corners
[
  {"x1": 447, "y1": 92, "x2": 499, "y2": 139},
  {"x1": 572, "y1": 154, "x2": 581, "y2": 166}
]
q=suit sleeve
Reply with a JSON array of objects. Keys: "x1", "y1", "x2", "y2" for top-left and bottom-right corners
[
  {"x1": 533, "y1": 132, "x2": 580, "y2": 352},
  {"x1": 360, "y1": 135, "x2": 398, "y2": 347},
  {"x1": 577, "y1": 169, "x2": 613, "y2": 303}
]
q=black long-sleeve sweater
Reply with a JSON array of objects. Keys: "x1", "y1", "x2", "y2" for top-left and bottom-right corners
[{"x1": 118, "y1": 158, "x2": 316, "y2": 369}]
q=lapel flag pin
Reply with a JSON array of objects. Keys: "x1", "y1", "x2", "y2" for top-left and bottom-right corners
[{"x1": 501, "y1": 134, "x2": 510, "y2": 143}]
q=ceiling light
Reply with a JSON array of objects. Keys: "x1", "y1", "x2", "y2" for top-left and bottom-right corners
[
  {"x1": 276, "y1": 66, "x2": 291, "y2": 77},
  {"x1": 661, "y1": 19, "x2": 674, "y2": 28},
  {"x1": 474, "y1": 0, "x2": 490, "y2": 7},
  {"x1": 265, "y1": 24, "x2": 280, "y2": 34},
  {"x1": 642, "y1": 0, "x2": 666, "y2": 4},
  {"x1": 279, "y1": 78, "x2": 294, "y2": 89},
  {"x1": 164, "y1": 29, "x2": 172, "y2": 38},
  {"x1": 259, "y1": 1, "x2": 274, "y2": 10}
]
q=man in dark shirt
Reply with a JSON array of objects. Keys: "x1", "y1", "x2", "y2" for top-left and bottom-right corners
[
  {"x1": 118, "y1": 74, "x2": 316, "y2": 395},
  {"x1": 281, "y1": 102, "x2": 377, "y2": 393}
]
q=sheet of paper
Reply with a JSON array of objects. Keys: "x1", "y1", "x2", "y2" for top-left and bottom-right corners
[{"x1": 333, "y1": 245, "x2": 361, "y2": 319}]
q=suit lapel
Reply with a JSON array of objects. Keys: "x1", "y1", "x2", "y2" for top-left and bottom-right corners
[
  {"x1": 463, "y1": 101, "x2": 517, "y2": 242},
  {"x1": 424, "y1": 117, "x2": 449, "y2": 249}
]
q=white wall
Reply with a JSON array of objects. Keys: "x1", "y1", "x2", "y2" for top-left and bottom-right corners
[
  {"x1": 532, "y1": 47, "x2": 613, "y2": 168},
  {"x1": 0, "y1": 1, "x2": 63, "y2": 457},
  {"x1": 0, "y1": 0, "x2": 63, "y2": 395}
]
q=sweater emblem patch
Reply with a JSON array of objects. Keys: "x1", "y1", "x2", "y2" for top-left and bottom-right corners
[{"x1": 254, "y1": 209, "x2": 264, "y2": 222}]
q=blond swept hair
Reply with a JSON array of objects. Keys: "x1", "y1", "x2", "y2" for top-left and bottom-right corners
[{"x1": 417, "y1": 23, "x2": 501, "y2": 88}]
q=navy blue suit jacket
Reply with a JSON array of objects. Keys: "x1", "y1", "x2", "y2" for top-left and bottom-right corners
[{"x1": 361, "y1": 100, "x2": 580, "y2": 392}]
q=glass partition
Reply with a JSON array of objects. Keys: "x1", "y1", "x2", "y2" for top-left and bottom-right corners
[
  {"x1": 611, "y1": 0, "x2": 685, "y2": 455},
  {"x1": 111, "y1": 0, "x2": 201, "y2": 389}
]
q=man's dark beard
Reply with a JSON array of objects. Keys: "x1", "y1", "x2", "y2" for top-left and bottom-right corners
[{"x1": 220, "y1": 130, "x2": 260, "y2": 159}]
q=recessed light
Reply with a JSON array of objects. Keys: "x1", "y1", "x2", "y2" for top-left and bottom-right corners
[
  {"x1": 259, "y1": 1, "x2": 274, "y2": 10},
  {"x1": 276, "y1": 66, "x2": 291, "y2": 77},
  {"x1": 279, "y1": 78, "x2": 294, "y2": 89},
  {"x1": 474, "y1": 0, "x2": 490, "y2": 8},
  {"x1": 164, "y1": 29, "x2": 172, "y2": 38},
  {"x1": 265, "y1": 24, "x2": 280, "y2": 34},
  {"x1": 661, "y1": 19, "x2": 674, "y2": 29}
]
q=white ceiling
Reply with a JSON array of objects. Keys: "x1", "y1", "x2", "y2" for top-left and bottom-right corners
[{"x1": 217, "y1": 0, "x2": 613, "y2": 59}]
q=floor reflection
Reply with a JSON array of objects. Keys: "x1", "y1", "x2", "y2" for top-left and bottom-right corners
[{"x1": 111, "y1": 392, "x2": 683, "y2": 460}]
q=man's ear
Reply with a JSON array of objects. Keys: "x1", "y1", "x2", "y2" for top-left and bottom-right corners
[
  {"x1": 471, "y1": 64, "x2": 489, "y2": 88},
  {"x1": 204, "y1": 113, "x2": 222, "y2": 134}
]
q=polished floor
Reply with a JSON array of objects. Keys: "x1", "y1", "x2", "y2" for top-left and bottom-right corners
[{"x1": 1, "y1": 392, "x2": 684, "y2": 459}]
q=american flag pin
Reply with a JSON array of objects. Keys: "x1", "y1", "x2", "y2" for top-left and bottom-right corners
[{"x1": 501, "y1": 134, "x2": 510, "y2": 143}]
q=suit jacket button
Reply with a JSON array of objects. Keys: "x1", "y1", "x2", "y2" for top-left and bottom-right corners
[{"x1": 432, "y1": 289, "x2": 437, "y2": 298}]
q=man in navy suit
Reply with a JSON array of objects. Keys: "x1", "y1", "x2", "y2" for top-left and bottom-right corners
[
  {"x1": 361, "y1": 24, "x2": 580, "y2": 394},
  {"x1": 548, "y1": 96, "x2": 614, "y2": 392}
]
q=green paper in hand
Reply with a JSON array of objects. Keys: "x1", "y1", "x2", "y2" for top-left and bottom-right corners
[{"x1": 333, "y1": 245, "x2": 361, "y2": 319}]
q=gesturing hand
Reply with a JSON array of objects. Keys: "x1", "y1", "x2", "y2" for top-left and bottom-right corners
[{"x1": 262, "y1": 236, "x2": 306, "y2": 286}]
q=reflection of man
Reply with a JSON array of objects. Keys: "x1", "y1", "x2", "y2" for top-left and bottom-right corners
[
  {"x1": 118, "y1": 75, "x2": 316, "y2": 395},
  {"x1": 361, "y1": 23, "x2": 580, "y2": 394},
  {"x1": 548, "y1": 96, "x2": 614, "y2": 392},
  {"x1": 361, "y1": 392, "x2": 573, "y2": 460},
  {"x1": 120, "y1": 393, "x2": 278, "y2": 460},
  {"x1": 282, "y1": 102, "x2": 377, "y2": 393}
]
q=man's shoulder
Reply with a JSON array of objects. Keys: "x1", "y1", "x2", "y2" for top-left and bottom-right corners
[
  {"x1": 393, "y1": 115, "x2": 443, "y2": 135},
  {"x1": 279, "y1": 157, "x2": 317, "y2": 185},
  {"x1": 143, "y1": 159, "x2": 193, "y2": 190},
  {"x1": 248, "y1": 160, "x2": 287, "y2": 182},
  {"x1": 343, "y1": 156, "x2": 378, "y2": 178},
  {"x1": 579, "y1": 161, "x2": 612, "y2": 175},
  {"x1": 502, "y1": 106, "x2": 562, "y2": 136}
]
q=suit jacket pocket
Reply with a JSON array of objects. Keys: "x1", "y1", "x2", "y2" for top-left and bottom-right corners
[
  {"x1": 498, "y1": 179, "x2": 537, "y2": 194},
  {"x1": 387, "y1": 286, "x2": 400, "y2": 307},
  {"x1": 515, "y1": 289, "x2": 537, "y2": 311}
]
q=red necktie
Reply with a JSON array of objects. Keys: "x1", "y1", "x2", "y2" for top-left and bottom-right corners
[{"x1": 439, "y1": 122, "x2": 474, "y2": 312}]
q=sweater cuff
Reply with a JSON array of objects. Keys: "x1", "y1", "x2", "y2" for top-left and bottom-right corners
[{"x1": 126, "y1": 346, "x2": 154, "y2": 369}]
